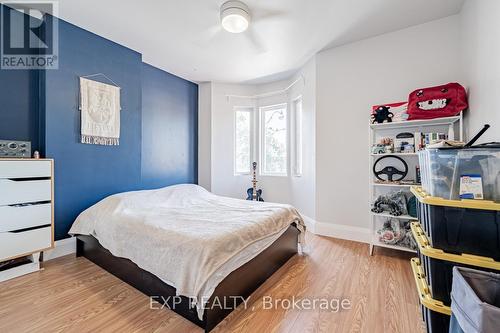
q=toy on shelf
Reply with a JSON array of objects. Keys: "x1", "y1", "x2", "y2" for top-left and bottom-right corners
[
  {"x1": 395, "y1": 132, "x2": 415, "y2": 153},
  {"x1": 371, "y1": 102, "x2": 408, "y2": 124},
  {"x1": 371, "y1": 190, "x2": 409, "y2": 216},
  {"x1": 371, "y1": 137, "x2": 394, "y2": 154},
  {"x1": 371, "y1": 105, "x2": 394, "y2": 124},
  {"x1": 377, "y1": 219, "x2": 416, "y2": 250},
  {"x1": 373, "y1": 155, "x2": 408, "y2": 182},
  {"x1": 407, "y1": 82, "x2": 468, "y2": 120}
]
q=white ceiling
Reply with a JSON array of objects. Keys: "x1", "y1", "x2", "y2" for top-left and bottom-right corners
[{"x1": 57, "y1": 0, "x2": 464, "y2": 83}]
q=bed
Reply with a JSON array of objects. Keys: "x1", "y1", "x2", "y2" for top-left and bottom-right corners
[{"x1": 69, "y1": 184, "x2": 305, "y2": 332}]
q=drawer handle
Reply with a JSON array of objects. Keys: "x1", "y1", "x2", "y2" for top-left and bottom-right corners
[
  {"x1": 5, "y1": 177, "x2": 51, "y2": 182},
  {"x1": 8, "y1": 224, "x2": 51, "y2": 233},
  {"x1": 8, "y1": 200, "x2": 51, "y2": 207}
]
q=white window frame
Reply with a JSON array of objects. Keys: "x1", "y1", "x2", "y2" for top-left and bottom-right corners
[
  {"x1": 233, "y1": 106, "x2": 255, "y2": 176},
  {"x1": 291, "y1": 96, "x2": 303, "y2": 177},
  {"x1": 259, "y1": 103, "x2": 288, "y2": 177}
]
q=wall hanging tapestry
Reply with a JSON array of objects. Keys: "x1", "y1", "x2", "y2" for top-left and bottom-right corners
[{"x1": 79, "y1": 77, "x2": 121, "y2": 145}]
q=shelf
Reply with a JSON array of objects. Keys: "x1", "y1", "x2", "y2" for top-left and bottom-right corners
[
  {"x1": 371, "y1": 182, "x2": 421, "y2": 188},
  {"x1": 371, "y1": 212, "x2": 418, "y2": 221},
  {"x1": 369, "y1": 113, "x2": 462, "y2": 257},
  {"x1": 371, "y1": 237, "x2": 417, "y2": 253},
  {"x1": 371, "y1": 152, "x2": 418, "y2": 157},
  {"x1": 370, "y1": 115, "x2": 461, "y2": 130},
  {"x1": 372, "y1": 241, "x2": 417, "y2": 253}
]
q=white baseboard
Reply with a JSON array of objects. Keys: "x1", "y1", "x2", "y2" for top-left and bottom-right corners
[
  {"x1": 302, "y1": 216, "x2": 370, "y2": 244},
  {"x1": 43, "y1": 237, "x2": 76, "y2": 261},
  {"x1": 314, "y1": 222, "x2": 370, "y2": 244}
]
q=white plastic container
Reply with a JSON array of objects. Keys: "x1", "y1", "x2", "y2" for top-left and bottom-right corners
[{"x1": 418, "y1": 147, "x2": 500, "y2": 202}]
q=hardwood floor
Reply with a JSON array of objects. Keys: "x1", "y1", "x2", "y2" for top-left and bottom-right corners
[{"x1": 0, "y1": 233, "x2": 425, "y2": 333}]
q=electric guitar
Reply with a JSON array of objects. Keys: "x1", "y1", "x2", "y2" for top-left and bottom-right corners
[{"x1": 246, "y1": 162, "x2": 264, "y2": 201}]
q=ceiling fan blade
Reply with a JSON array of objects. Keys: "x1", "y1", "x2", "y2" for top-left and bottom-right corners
[
  {"x1": 244, "y1": 28, "x2": 267, "y2": 54},
  {"x1": 251, "y1": 8, "x2": 288, "y2": 22},
  {"x1": 194, "y1": 25, "x2": 222, "y2": 47}
]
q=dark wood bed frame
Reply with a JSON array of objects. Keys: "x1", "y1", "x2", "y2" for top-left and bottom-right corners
[{"x1": 76, "y1": 224, "x2": 299, "y2": 332}]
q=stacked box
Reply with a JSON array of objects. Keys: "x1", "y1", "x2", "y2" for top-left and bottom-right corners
[
  {"x1": 418, "y1": 147, "x2": 500, "y2": 202},
  {"x1": 422, "y1": 306, "x2": 450, "y2": 333},
  {"x1": 411, "y1": 187, "x2": 500, "y2": 333}
]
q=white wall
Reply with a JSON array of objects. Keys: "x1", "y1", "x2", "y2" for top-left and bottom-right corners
[
  {"x1": 460, "y1": 0, "x2": 500, "y2": 143},
  {"x1": 315, "y1": 16, "x2": 462, "y2": 231},
  {"x1": 288, "y1": 58, "x2": 316, "y2": 219},
  {"x1": 199, "y1": 8, "x2": 499, "y2": 242},
  {"x1": 210, "y1": 83, "x2": 257, "y2": 198},
  {"x1": 200, "y1": 58, "x2": 317, "y2": 219}
]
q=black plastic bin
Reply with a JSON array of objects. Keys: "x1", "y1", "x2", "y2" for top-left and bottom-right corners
[
  {"x1": 411, "y1": 258, "x2": 451, "y2": 333},
  {"x1": 422, "y1": 305, "x2": 450, "y2": 333},
  {"x1": 412, "y1": 187, "x2": 500, "y2": 261},
  {"x1": 418, "y1": 252, "x2": 498, "y2": 306},
  {"x1": 412, "y1": 221, "x2": 500, "y2": 310}
]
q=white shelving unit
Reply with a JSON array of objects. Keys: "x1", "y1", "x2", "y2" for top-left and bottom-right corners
[{"x1": 368, "y1": 113, "x2": 463, "y2": 255}]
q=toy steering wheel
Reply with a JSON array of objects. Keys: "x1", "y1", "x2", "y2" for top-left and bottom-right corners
[{"x1": 373, "y1": 155, "x2": 408, "y2": 182}]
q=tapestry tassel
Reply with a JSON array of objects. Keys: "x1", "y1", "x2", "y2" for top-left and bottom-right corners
[{"x1": 81, "y1": 135, "x2": 119, "y2": 146}]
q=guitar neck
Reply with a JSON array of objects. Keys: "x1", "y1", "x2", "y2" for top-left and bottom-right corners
[{"x1": 252, "y1": 168, "x2": 257, "y2": 191}]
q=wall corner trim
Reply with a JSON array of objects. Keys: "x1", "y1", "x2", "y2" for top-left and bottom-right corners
[{"x1": 43, "y1": 237, "x2": 76, "y2": 261}]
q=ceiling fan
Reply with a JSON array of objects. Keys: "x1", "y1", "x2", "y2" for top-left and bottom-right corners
[{"x1": 196, "y1": 0, "x2": 288, "y2": 54}]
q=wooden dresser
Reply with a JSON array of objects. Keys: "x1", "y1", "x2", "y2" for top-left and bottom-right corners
[{"x1": 0, "y1": 159, "x2": 54, "y2": 282}]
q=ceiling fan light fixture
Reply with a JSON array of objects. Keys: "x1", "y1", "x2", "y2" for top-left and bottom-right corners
[{"x1": 220, "y1": 0, "x2": 251, "y2": 33}]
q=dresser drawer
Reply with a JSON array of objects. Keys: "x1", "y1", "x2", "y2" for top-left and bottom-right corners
[
  {"x1": 0, "y1": 204, "x2": 51, "y2": 232},
  {"x1": 0, "y1": 226, "x2": 52, "y2": 261},
  {"x1": 0, "y1": 179, "x2": 51, "y2": 206},
  {"x1": 0, "y1": 160, "x2": 52, "y2": 179}
]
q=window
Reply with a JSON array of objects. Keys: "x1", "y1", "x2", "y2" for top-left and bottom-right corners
[
  {"x1": 292, "y1": 97, "x2": 303, "y2": 176},
  {"x1": 260, "y1": 104, "x2": 288, "y2": 176},
  {"x1": 234, "y1": 107, "x2": 253, "y2": 175}
]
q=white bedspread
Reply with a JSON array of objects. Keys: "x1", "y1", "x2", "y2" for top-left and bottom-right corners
[{"x1": 69, "y1": 184, "x2": 305, "y2": 319}]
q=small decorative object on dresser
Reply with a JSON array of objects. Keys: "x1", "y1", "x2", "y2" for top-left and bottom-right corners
[
  {"x1": 0, "y1": 140, "x2": 31, "y2": 158},
  {"x1": 0, "y1": 159, "x2": 54, "y2": 282}
]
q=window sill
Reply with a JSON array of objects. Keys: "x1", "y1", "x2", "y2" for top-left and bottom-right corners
[{"x1": 260, "y1": 173, "x2": 288, "y2": 178}]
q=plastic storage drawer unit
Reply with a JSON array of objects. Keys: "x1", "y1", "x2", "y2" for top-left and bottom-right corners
[
  {"x1": 418, "y1": 147, "x2": 500, "y2": 202},
  {"x1": 411, "y1": 258, "x2": 451, "y2": 333},
  {"x1": 412, "y1": 222, "x2": 500, "y2": 306},
  {"x1": 412, "y1": 186, "x2": 500, "y2": 261}
]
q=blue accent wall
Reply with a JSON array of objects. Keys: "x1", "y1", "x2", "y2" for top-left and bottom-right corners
[
  {"x1": 18, "y1": 15, "x2": 198, "y2": 240},
  {"x1": 0, "y1": 6, "x2": 41, "y2": 150},
  {"x1": 0, "y1": 70, "x2": 38, "y2": 145},
  {"x1": 141, "y1": 63, "x2": 198, "y2": 188}
]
